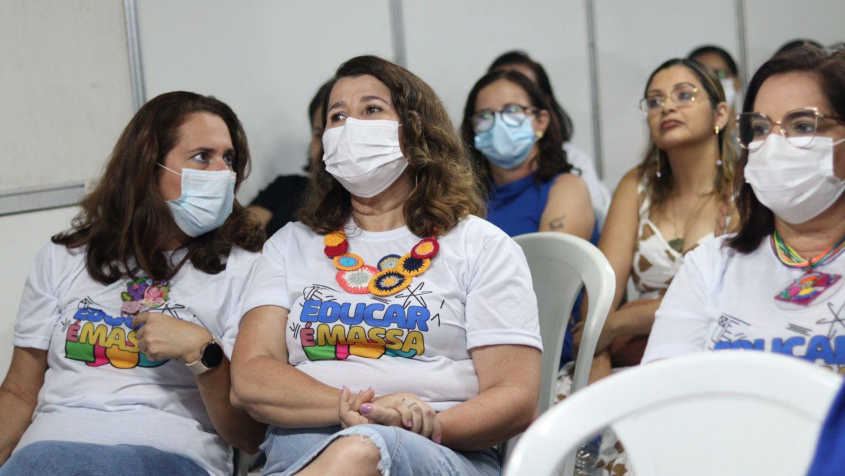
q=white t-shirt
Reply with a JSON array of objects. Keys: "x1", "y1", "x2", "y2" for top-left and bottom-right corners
[
  {"x1": 12, "y1": 242, "x2": 259, "y2": 476},
  {"x1": 564, "y1": 142, "x2": 611, "y2": 225},
  {"x1": 242, "y1": 216, "x2": 542, "y2": 412},
  {"x1": 643, "y1": 235, "x2": 845, "y2": 373}
]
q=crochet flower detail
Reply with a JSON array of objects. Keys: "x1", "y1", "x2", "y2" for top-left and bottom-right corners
[
  {"x1": 333, "y1": 253, "x2": 364, "y2": 271},
  {"x1": 369, "y1": 270, "x2": 411, "y2": 296},
  {"x1": 397, "y1": 254, "x2": 430, "y2": 277},
  {"x1": 337, "y1": 265, "x2": 379, "y2": 294},
  {"x1": 377, "y1": 254, "x2": 402, "y2": 271}
]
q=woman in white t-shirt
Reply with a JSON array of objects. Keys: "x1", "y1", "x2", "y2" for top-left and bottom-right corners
[
  {"x1": 0, "y1": 92, "x2": 266, "y2": 475},
  {"x1": 230, "y1": 55, "x2": 542, "y2": 476},
  {"x1": 644, "y1": 45, "x2": 845, "y2": 369}
]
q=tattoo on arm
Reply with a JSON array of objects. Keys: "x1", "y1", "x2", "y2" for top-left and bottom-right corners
[{"x1": 549, "y1": 214, "x2": 565, "y2": 231}]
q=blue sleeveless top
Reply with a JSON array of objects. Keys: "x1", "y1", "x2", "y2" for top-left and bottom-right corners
[{"x1": 486, "y1": 172, "x2": 600, "y2": 368}]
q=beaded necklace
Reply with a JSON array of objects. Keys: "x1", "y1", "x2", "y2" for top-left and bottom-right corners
[
  {"x1": 323, "y1": 229, "x2": 439, "y2": 296},
  {"x1": 771, "y1": 231, "x2": 845, "y2": 307}
]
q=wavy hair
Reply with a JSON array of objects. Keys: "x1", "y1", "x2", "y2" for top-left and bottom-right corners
[
  {"x1": 460, "y1": 70, "x2": 571, "y2": 189},
  {"x1": 727, "y1": 45, "x2": 845, "y2": 252},
  {"x1": 638, "y1": 58, "x2": 737, "y2": 212},
  {"x1": 53, "y1": 91, "x2": 265, "y2": 284},
  {"x1": 298, "y1": 55, "x2": 486, "y2": 237}
]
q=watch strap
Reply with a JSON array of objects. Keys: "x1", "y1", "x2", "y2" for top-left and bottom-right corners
[{"x1": 186, "y1": 337, "x2": 222, "y2": 375}]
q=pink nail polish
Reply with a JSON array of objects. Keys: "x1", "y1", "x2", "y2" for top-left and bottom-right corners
[
  {"x1": 406, "y1": 420, "x2": 412, "y2": 428},
  {"x1": 435, "y1": 436, "x2": 442, "y2": 444},
  {"x1": 360, "y1": 404, "x2": 372, "y2": 415}
]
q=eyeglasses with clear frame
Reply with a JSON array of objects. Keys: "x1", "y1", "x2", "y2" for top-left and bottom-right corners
[
  {"x1": 736, "y1": 107, "x2": 845, "y2": 152},
  {"x1": 639, "y1": 83, "x2": 700, "y2": 116},
  {"x1": 472, "y1": 104, "x2": 538, "y2": 133}
]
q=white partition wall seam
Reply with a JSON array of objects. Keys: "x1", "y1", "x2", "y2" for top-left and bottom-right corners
[
  {"x1": 124, "y1": 0, "x2": 146, "y2": 112},
  {"x1": 735, "y1": 0, "x2": 750, "y2": 90},
  {"x1": 390, "y1": 0, "x2": 408, "y2": 67},
  {"x1": 585, "y1": 0, "x2": 604, "y2": 179}
]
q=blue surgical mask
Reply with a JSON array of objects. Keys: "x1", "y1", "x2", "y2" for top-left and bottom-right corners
[
  {"x1": 158, "y1": 165, "x2": 236, "y2": 237},
  {"x1": 474, "y1": 115, "x2": 538, "y2": 169}
]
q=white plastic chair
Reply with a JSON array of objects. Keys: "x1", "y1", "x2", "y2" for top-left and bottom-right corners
[
  {"x1": 498, "y1": 233, "x2": 615, "y2": 463},
  {"x1": 504, "y1": 351, "x2": 842, "y2": 476},
  {"x1": 513, "y1": 232, "x2": 616, "y2": 410}
]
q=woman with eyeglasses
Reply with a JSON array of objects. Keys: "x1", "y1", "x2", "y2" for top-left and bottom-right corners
[
  {"x1": 487, "y1": 51, "x2": 612, "y2": 223},
  {"x1": 460, "y1": 70, "x2": 598, "y2": 368},
  {"x1": 580, "y1": 57, "x2": 737, "y2": 380},
  {"x1": 460, "y1": 70, "x2": 596, "y2": 243},
  {"x1": 562, "y1": 58, "x2": 737, "y2": 476},
  {"x1": 644, "y1": 46, "x2": 845, "y2": 370}
]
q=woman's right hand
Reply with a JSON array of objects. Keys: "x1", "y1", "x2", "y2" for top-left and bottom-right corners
[{"x1": 339, "y1": 388, "x2": 442, "y2": 443}]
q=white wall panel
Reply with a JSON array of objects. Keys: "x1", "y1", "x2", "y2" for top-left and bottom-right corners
[
  {"x1": 0, "y1": 1, "x2": 134, "y2": 192},
  {"x1": 402, "y1": 0, "x2": 595, "y2": 163},
  {"x1": 0, "y1": 207, "x2": 79, "y2": 375},
  {"x1": 137, "y1": 0, "x2": 395, "y2": 204},
  {"x1": 593, "y1": 0, "x2": 738, "y2": 191},
  {"x1": 744, "y1": 0, "x2": 845, "y2": 77}
]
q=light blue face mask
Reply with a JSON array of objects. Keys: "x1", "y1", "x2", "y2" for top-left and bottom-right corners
[
  {"x1": 158, "y1": 165, "x2": 236, "y2": 237},
  {"x1": 474, "y1": 114, "x2": 538, "y2": 169}
]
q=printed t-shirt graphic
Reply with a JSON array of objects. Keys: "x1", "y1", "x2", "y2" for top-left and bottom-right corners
[
  {"x1": 64, "y1": 277, "x2": 182, "y2": 369},
  {"x1": 644, "y1": 235, "x2": 845, "y2": 374}
]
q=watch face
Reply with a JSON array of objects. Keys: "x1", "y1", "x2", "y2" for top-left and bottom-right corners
[{"x1": 201, "y1": 342, "x2": 224, "y2": 368}]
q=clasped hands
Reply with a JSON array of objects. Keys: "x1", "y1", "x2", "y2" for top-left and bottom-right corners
[{"x1": 339, "y1": 387, "x2": 442, "y2": 444}]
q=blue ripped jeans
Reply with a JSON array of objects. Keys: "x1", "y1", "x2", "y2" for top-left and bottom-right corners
[
  {"x1": 0, "y1": 441, "x2": 207, "y2": 476},
  {"x1": 260, "y1": 424, "x2": 501, "y2": 476}
]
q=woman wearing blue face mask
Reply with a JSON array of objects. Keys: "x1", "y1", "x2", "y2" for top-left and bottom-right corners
[
  {"x1": 644, "y1": 46, "x2": 845, "y2": 381},
  {"x1": 461, "y1": 70, "x2": 597, "y2": 242},
  {"x1": 461, "y1": 70, "x2": 598, "y2": 368},
  {"x1": 0, "y1": 92, "x2": 266, "y2": 475}
]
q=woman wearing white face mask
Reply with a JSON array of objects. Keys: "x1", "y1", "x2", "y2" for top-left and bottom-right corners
[
  {"x1": 643, "y1": 46, "x2": 845, "y2": 370},
  {"x1": 0, "y1": 92, "x2": 267, "y2": 475},
  {"x1": 231, "y1": 56, "x2": 542, "y2": 476}
]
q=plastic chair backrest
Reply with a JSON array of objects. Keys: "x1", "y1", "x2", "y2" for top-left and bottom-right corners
[
  {"x1": 504, "y1": 352, "x2": 842, "y2": 476},
  {"x1": 497, "y1": 233, "x2": 615, "y2": 465},
  {"x1": 513, "y1": 232, "x2": 615, "y2": 410}
]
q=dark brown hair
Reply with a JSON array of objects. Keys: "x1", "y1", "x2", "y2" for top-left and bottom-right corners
[
  {"x1": 298, "y1": 55, "x2": 486, "y2": 237},
  {"x1": 53, "y1": 91, "x2": 264, "y2": 284},
  {"x1": 638, "y1": 58, "x2": 737, "y2": 213},
  {"x1": 727, "y1": 46, "x2": 845, "y2": 252},
  {"x1": 460, "y1": 70, "x2": 571, "y2": 190},
  {"x1": 488, "y1": 50, "x2": 574, "y2": 142}
]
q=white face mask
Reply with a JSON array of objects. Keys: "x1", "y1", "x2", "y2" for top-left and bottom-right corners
[
  {"x1": 745, "y1": 134, "x2": 845, "y2": 224},
  {"x1": 322, "y1": 117, "x2": 407, "y2": 198},
  {"x1": 159, "y1": 165, "x2": 237, "y2": 237},
  {"x1": 720, "y1": 78, "x2": 737, "y2": 111}
]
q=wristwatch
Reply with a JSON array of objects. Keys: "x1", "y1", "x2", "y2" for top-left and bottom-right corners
[{"x1": 186, "y1": 337, "x2": 224, "y2": 375}]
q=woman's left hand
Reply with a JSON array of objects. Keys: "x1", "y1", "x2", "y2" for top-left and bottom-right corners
[{"x1": 132, "y1": 311, "x2": 212, "y2": 362}]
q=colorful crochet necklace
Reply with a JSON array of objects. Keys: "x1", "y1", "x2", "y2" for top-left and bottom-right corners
[
  {"x1": 771, "y1": 230, "x2": 845, "y2": 307},
  {"x1": 324, "y1": 229, "x2": 439, "y2": 296}
]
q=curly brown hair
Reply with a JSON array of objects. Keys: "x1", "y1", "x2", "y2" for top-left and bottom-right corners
[
  {"x1": 53, "y1": 91, "x2": 265, "y2": 284},
  {"x1": 638, "y1": 58, "x2": 737, "y2": 213},
  {"x1": 298, "y1": 55, "x2": 486, "y2": 237}
]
